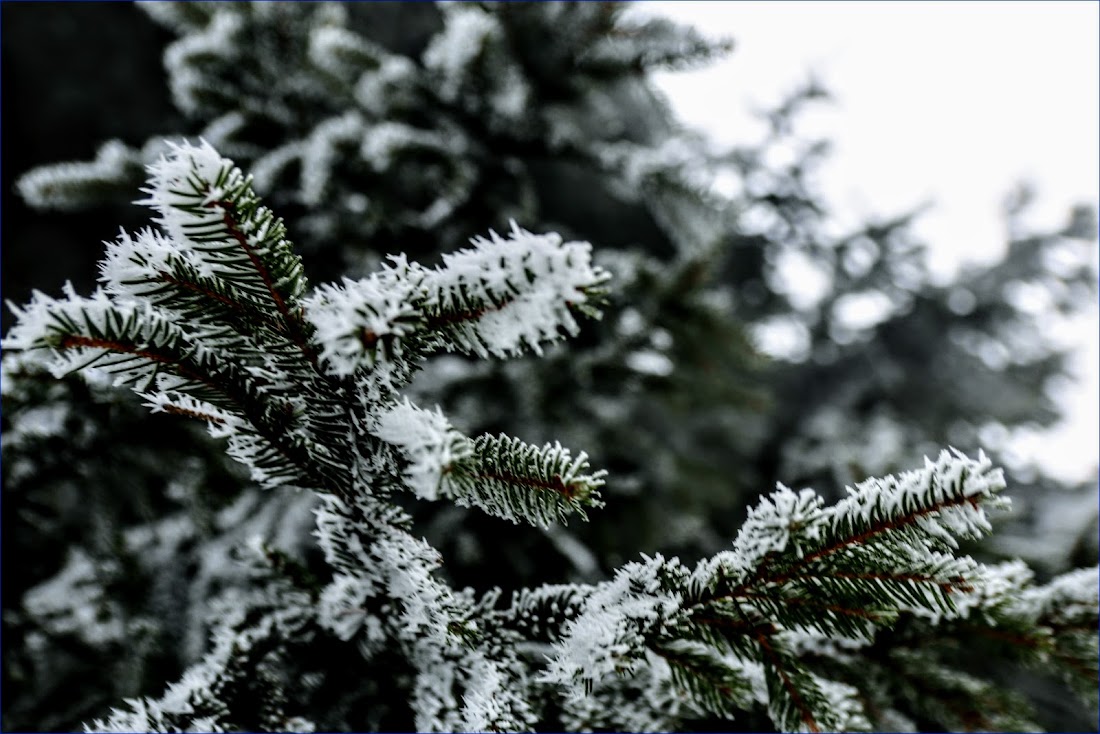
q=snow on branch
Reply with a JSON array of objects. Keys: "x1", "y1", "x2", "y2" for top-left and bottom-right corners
[
  {"x1": 420, "y1": 222, "x2": 611, "y2": 359},
  {"x1": 304, "y1": 222, "x2": 610, "y2": 377},
  {"x1": 2, "y1": 284, "x2": 206, "y2": 389},
  {"x1": 373, "y1": 399, "x2": 606, "y2": 527},
  {"x1": 15, "y1": 139, "x2": 144, "y2": 210},
  {"x1": 303, "y1": 261, "x2": 425, "y2": 377},
  {"x1": 86, "y1": 582, "x2": 316, "y2": 733},
  {"x1": 139, "y1": 139, "x2": 308, "y2": 309},
  {"x1": 543, "y1": 450, "x2": 1017, "y2": 732},
  {"x1": 372, "y1": 399, "x2": 473, "y2": 501},
  {"x1": 312, "y1": 493, "x2": 535, "y2": 732},
  {"x1": 10, "y1": 139, "x2": 1095, "y2": 733}
]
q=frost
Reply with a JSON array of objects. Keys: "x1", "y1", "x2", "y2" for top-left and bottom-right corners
[
  {"x1": 2, "y1": 284, "x2": 200, "y2": 389},
  {"x1": 544, "y1": 555, "x2": 683, "y2": 699},
  {"x1": 810, "y1": 676, "x2": 872, "y2": 733},
  {"x1": 5, "y1": 403, "x2": 68, "y2": 441},
  {"x1": 250, "y1": 142, "x2": 305, "y2": 195},
  {"x1": 770, "y1": 248, "x2": 832, "y2": 311},
  {"x1": 598, "y1": 138, "x2": 706, "y2": 194},
  {"x1": 752, "y1": 315, "x2": 812, "y2": 362},
  {"x1": 829, "y1": 448, "x2": 1009, "y2": 546},
  {"x1": 99, "y1": 226, "x2": 222, "y2": 304},
  {"x1": 304, "y1": 221, "x2": 609, "y2": 372},
  {"x1": 1014, "y1": 564, "x2": 1100, "y2": 624},
  {"x1": 162, "y1": 10, "x2": 243, "y2": 115},
  {"x1": 422, "y1": 222, "x2": 610, "y2": 359},
  {"x1": 10, "y1": 135, "x2": 1092, "y2": 733},
  {"x1": 307, "y1": 25, "x2": 381, "y2": 81},
  {"x1": 318, "y1": 573, "x2": 378, "y2": 642},
  {"x1": 732, "y1": 484, "x2": 825, "y2": 564},
  {"x1": 354, "y1": 55, "x2": 418, "y2": 115},
  {"x1": 422, "y1": 7, "x2": 499, "y2": 103},
  {"x1": 198, "y1": 111, "x2": 248, "y2": 151},
  {"x1": 832, "y1": 289, "x2": 895, "y2": 332},
  {"x1": 371, "y1": 399, "x2": 472, "y2": 501},
  {"x1": 15, "y1": 139, "x2": 142, "y2": 210},
  {"x1": 24, "y1": 549, "x2": 125, "y2": 645},
  {"x1": 459, "y1": 657, "x2": 535, "y2": 732},
  {"x1": 304, "y1": 267, "x2": 422, "y2": 376},
  {"x1": 300, "y1": 112, "x2": 364, "y2": 205},
  {"x1": 139, "y1": 392, "x2": 242, "y2": 439},
  {"x1": 140, "y1": 139, "x2": 242, "y2": 250},
  {"x1": 360, "y1": 122, "x2": 451, "y2": 172}
]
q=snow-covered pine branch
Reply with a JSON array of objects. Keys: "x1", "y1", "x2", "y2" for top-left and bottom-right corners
[
  {"x1": 86, "y1": 577, "x2": 316, "y2": 733},
  {"x1": 373, "y1": 399, "x2": 606, "y2": 528},
  {"x1": 303, "y1": 221, "x2": 610, "y2": 377},
  {"x1": 15, "y1": 139, "x2": 146, "y2": 210},
  {"x1": 541, "y1": 449, "x2": 1095, "y2": 733},
  {"x1": 5, "y1": 143, "x2": 607, "y2": 733},
  {"x1": 7, "y1": 142, "x2": 1096, "y2": 733},
  {"x1": 4, "y1": 141, "x2": 608, "y2": 514}
]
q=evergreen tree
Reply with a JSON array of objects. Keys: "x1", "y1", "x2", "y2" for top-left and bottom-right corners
[
  {"x1": 6, "y1": 140, "x2": 1097, "y2": 733},
  {"x1": 3, "y1": 3, "x2": 1096, "y2": 731}
]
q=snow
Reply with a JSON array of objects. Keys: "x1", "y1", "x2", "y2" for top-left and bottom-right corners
[
  {"x1": 304, "y1": 268, "x2": 421, "y2": 376},
  {"x1": 300, "y1": 112, "x2": 364, "y2": 205},
  {"x1": 371, "y1": 399, "x2": 472, "y2": 501},
  {"x1": 15, "y1": 139, "x2": 140, "y2": 209},
  {"x1": 544, "y1": 555, "x2": 684, "y2": 700},
  {"x1": 732, "y1": 484, "x2": 824, "y2": 563},
  {"x1": 423, "y1": 222, "x2": 610, "y2": 358},
  {"x1": 422, "y1": 6, "x2": 499, "y2": 103}
]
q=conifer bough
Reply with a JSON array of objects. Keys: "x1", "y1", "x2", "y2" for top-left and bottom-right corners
[{"x1": 4, "y1": 143, "x2": 1096, "y2": 732}]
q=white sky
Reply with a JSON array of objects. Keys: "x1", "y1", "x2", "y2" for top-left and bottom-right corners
[{"x1": 645, "y1": 1, "x2": 1099, "y2": 483}]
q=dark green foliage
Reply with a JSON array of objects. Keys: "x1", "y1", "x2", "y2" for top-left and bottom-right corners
[{"x1": 3, "y1": 2, "x2": 1097, "y2": 731}]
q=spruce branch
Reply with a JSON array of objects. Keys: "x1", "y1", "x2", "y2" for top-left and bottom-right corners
[
  {"x1": 15, "y1": 139, "x2": 145, "y2": 210},
  {"x1": 372, "y1": 399, "x2": 606, "y2": 527},
  {"x1": 303, "y1": 222, "x2": 611, "y2": 377},
  {"x1": 139, "y1": 140, "x2": 315, "y2": 364},
  {"x1": 8, "y1": 140, "x2": 1096, "y2": 733},
  {"x1": 86, "y1": 568, "x2": 318, "y2": 733},
  {"x1": 447, "y1": 434, "x2": 607, "y2": 528},
  {"x1": 9, "y1": 140, "x2": 609, "y2": 730},
  {"x1": 540, "y1": 451, "x2": 1038, "y2": 731}
]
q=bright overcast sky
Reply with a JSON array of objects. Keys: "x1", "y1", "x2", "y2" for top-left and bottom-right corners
[{"x1": 644, "y1": 1, "x2": 1099, "y2": 483}]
